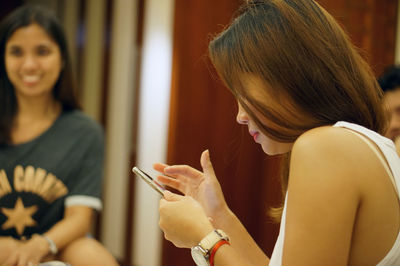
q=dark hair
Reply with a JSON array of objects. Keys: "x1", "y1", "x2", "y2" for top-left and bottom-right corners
[
  {"x1": 209, "y1": 0, "x2": 387, "y2": 218},
  {"x1": 0, "y1": 4, "x2": 81, "y2": 145},
  {"x1": 378, "y1": 65, "x2": 400, "y2": 93}
]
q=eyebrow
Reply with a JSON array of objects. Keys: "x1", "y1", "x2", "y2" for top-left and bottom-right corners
[
  {"x1": 6, "y1": 42, "x2": 55, "y2": 50},
  {"x1": 7, "y1": 40, "x2": 55, "y2": 46}
]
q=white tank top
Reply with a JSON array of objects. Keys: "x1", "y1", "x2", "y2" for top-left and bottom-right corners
[{"x1": 269, "y1": 121, "x2": 400, "y2": 265}]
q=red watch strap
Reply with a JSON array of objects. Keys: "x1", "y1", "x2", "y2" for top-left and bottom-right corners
[{"x1": 209, "y1": 240, "x2": 230, "y2": 266}]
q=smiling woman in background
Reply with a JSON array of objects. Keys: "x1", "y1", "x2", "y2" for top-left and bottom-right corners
[
  {"x1": 154, "y1": 0, "x2": 400, "y2": 265},
  {"x1": 0, "y1": 5, "x2": 117, "y2": 266}
]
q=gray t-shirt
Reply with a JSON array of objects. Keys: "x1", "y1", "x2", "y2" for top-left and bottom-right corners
[{"x1": 0, "y1": 110, "x2": 104, "y2": 239}]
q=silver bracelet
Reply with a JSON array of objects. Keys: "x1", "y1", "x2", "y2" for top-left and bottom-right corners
[{"x1": 42, "y1": 235, "x2": 58, "y2": 255}]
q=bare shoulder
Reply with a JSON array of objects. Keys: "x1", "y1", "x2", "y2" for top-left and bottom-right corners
[
  {"x1": 284, "y1": 126, "x2": 398, "y2": 265},
  {"x1": 283, "y1": 125, "x2": 380, "y2": 265},
  {"x1": 289, "y1": 125, "x2": 381, "y2": 193},
  {"x1": 293, "y1": 126, "x2": 366, "y2": 156},
  {"x1": 292, "y1": 125, "x2": 379, "y2": 170}
]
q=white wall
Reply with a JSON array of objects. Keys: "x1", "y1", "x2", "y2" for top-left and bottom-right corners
[
  {"x1": 132, "y1": 0, "x2": 175, "y2": 265},
  {"x1": 101, "y1": 0, "x2": 137, "y2": 260}
]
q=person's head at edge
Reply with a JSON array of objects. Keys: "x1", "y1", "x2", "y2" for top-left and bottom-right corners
[
  {"x1": 0, "y1": 4, "x2": 80, "y2": 145},
  {"x1": 208, "y1": 0, "x2": 387, "y2": 196},
  {"x1": 378, "y1": 65, "x2": 400, "y2": 142}
]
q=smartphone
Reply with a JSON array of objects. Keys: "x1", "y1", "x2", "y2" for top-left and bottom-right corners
[{"x1": 132, "y1": 166, "x2": 165, "y2": 195}]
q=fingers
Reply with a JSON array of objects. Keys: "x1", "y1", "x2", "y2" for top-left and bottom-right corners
[
  {"x1": 163, "y1": 165, "x2": 203, "y2": 179},
  {"x1": 162, "y1": 190, "x2": 184, "y2": 201},
  {"x1": 157, "y1": 175, "x2": 182, "y2": 191},
  {"x1": 200, "y1": 149, "x2": 216, "y2": 178},
  {"x1": 156, "y1": 164, "x2": 202, "y2": 183},
  {"x1": 155, "y1": 150, "x2": 213, "y2": 180},
  {"x1": 153, "y1": 163, "x2": 169, "y2": 173},
  {"x1": 155, "y1": 162, "x2": 201, "y2": 179}
]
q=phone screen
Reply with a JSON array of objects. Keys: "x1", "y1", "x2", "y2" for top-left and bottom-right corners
[{"x1": 132, "y1": 166, "x2": 165, "y2": 195}]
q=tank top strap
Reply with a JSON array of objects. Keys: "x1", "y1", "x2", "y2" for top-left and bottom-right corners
[{"x1": 333, "y1": 121, "x2": 400, "y2": 198}]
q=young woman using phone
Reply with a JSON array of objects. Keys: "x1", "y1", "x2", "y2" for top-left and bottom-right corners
[{"x1": 155, "y1": 0, "x2": 400, "y2": 265}]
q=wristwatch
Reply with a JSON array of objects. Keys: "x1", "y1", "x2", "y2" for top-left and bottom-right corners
[{"x1": 191, "y1": 229, "x2": 229, "y2": 266}]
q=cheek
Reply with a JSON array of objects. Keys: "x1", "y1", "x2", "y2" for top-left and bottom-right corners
[
  {"x1": 4, "y1": 57, "x2": 16, "y2": 75},
  {"x1": 49, "y1": 57, "x2": 62, "y2": 70},
  {"x1": 4, "y1": 61, "x2": 19, "y2": 85},
  {"x1": 46, "y1": 58, "x2": 63, "y2": 78},
  {"x1": 259, "y1": 135, "x2": 278, "y2": 154}
]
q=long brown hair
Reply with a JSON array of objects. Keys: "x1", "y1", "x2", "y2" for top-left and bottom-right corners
[{"x1": 209, "y1": 0, "x2": 387, "y2": 219}]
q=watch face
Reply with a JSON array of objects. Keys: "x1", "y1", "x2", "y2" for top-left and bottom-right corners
[{"x1": 191, "y1": 247, "x2": 209, "y2": 266}]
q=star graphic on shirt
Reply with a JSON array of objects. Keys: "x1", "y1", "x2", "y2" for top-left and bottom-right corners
[{"x1": 1, "y1": 197, "x2": 38, "y2": 235}]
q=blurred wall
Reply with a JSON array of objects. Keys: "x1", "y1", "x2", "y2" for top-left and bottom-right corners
[
  {"x1": 318, "y1": 0, "x2": 398, "y2": 76},
  {"x1": 131, "y1": 0, "x2": 174, "y2": 265}
]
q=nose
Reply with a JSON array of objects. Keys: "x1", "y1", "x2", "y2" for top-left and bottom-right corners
[
  {"x1": 21, "y1": 54, "x2": 39, "y2": 72},
  {"x1": 236, "y1": 103, "x2": 249, "y2": 125}
]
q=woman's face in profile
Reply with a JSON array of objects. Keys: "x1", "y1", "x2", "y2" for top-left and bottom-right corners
[
  {"x1": 235, "y1": 74, "x2": 294, "y2": 155},
  {"x1": 236, "y1": 101, "x2": 293, "y2": 155},
  {"x1": 5, "y1": 23, "x2": 62, "y2": 99}
]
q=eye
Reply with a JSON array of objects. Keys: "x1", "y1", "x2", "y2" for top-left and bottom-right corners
[
  {"x1": 7, "y1": 46, "x2": 23, "y2": 57},
  {"x1": 36, "y1": 45, "x2": 51, "y2": 56}
]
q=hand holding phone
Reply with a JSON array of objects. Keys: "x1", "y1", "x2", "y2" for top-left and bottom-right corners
[{"x1": 132, "y1": 166, "x2": 166, "y2": 195}]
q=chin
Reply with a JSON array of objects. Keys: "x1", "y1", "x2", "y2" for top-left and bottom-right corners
[
  {"x1": 261, "y1": 143, "x2": 292, "y2": 156},
  {"x1": 261, "y1": 146, "x2": 284, "y2": 156}
]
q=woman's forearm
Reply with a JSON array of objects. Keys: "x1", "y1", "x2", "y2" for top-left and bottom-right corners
[
  {"x1": 213, "y1": 207, "x2": 270, "y2": 265},
  {"x1": 43, "y1": 205, "x2": 93, "y2": 252}
]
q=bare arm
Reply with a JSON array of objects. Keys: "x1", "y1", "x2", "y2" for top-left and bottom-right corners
[
  {"x1": 212, "y1": 206, "x2": 270, "y2": 265},
  {"x1": 157, "y1": 150, "x2": 270, "y2": 265},
  {"x1": 160, "y1": 192, "x2": 269, "y2": 266},
  {"x1": 282, "y1": 127, "x2": 362, "y2": 266},
  {"x1": 2, "y1": 205, "x2": 94, "y2": 265},
  {"x1": 44, "y1": 205, "x2": 94, "y2": 251}
]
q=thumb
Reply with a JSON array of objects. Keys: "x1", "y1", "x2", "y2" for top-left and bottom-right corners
[
  {"x1": 163, "y1": 190, "x2": 184, "y2": 201},
  {"x1": 200, "y1": 149, "x2": 216, "y2": 178}
]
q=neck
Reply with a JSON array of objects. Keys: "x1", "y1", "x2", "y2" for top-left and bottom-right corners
[{"x1": 14, "y1": 94, "x2": 62, "y2": 126}]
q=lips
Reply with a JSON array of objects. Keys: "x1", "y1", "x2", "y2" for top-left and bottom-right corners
[
  {"x1": 250, "y1": 131, "x2": 259, "y2": 141},
  {"x1": 23, "y1": 75, "x2": 40, "y2": 82},
  {"x1": 22, "y1": 75, "x2": 40, "y2": 86}
]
